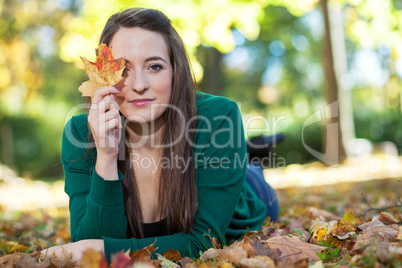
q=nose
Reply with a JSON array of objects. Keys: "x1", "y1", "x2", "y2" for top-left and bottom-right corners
[{"x1": 128, "y1": 70, "x2": 148, "y2": 93}]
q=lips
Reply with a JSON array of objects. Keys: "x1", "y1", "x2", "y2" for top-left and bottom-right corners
[{"x1": 129, "y1": 98, "x2": 154, "y2": 107}]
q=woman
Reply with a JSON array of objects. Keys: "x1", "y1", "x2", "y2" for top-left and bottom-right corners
[{"x1": 45, "y1": 8, "x2": 278, "y2": 263}]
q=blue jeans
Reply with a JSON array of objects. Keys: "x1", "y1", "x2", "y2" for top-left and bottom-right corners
[{"x1": 245, "y1": 163, "x2": 279, "y2": 222}]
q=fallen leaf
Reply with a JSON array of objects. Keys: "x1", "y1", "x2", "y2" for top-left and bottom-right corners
[
  {"x1": 378, "y1": 212, "x2": 398, "y2": 225},
  {"x1": 133, "y1": 263, "x2": 158, "y2": 268},
  {"x1": 219, "y1": 241, "x2": 248, "y2": 264},
  {"x1": 204, "y1": 230, "x2": 221, "y2": 249},
  {"x1": 316, "y1": 228, "x2": 327, "y2": 242},
  {"x1": 326, "y1": 234, "x2": 344, "y2": 248},
  {"x1": 130, "y1": 241, "x2": 157, "y2": 264},
  {"x1": 217, "y1": 263, "x2": 235, "y2": 268},
  {"x1": 0, "y1": 252, "x2": 24, "y2": 268},
  {"x1": 176, "y1": 256, "x2": 193, "y2": 267},
  {"x1": 283, "y1": 219, "x2": 310, "y2": 238},
  {"x1": 309, "y1": 218, "x2": 336, "y2": 243},
  {"x1": 306, "y1": 207, "x2": 338, "y2": 221},
  {"x1": 78, "y1": 248, "x2": 107, "y2": 268},
  {"x1": 110, "y1": 252, "x2": 132, "y2": 268},
  {"x1": 327, "y1": 220, "x2": 356, "y2": 242},
  {"x1": 366, "y1": 241, "x2": 391, "y2": 264},
  {"x1": 357, "y1": 218, "x2": 384, "y2": 232},
  {"x1": 238, "y1": 256, "x2": 275, "y2": 268},
  {"x1": 201, "y1": 248, "x2": 222, "y2": 261},
  {"x1": 156, "y1": 253, "x2": 180, "y2": 268},
  {"x1": 240, "y1": 238, "x2": 281, "y2": 261},
  {"x1": 14, "y1": 253, "x2": 50, "y2": 268},
  {"x1": 340, "y1": 212, "x2": 354, "y2": 224},
  {"x1": 389, "y1": 244, "x2": 402, "y2": 257},
  {"x1": 263, "y1": 236, "x2": 326, "y2": 263},
  {"x1": 5, "y1": 241, "x2": 29, "y2": 253},
  {"x1": 161, "y1": 249, "x2": 181, "y2": 262},
  {"x1": 78, "y1": 44, "x2": 126, "y2": 99},
  {"x1": 351, "y1": 225, "x2": 399, "y2": 252},
  {"x1": 398, "y1": 226, "x2": 402, "y2": 240}
]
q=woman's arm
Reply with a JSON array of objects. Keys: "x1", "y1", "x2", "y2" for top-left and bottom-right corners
[
  {"x1": 42, "y1": 240, "x2": 104, "y2": 261},
  {"x1": 62, "y1": 86, "x2": 131, "y2": 241},
  {"x1": 62, "y1": 109, "x2": 128, "y2": 241}
]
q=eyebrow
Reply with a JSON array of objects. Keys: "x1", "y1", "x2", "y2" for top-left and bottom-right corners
[{"x1": 125, "y1": 56, "x2": 167, "y2": 65}]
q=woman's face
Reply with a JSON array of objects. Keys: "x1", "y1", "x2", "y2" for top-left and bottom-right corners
[{"x1": 110, "y1": 27, "x2": 173, "y2": 125}]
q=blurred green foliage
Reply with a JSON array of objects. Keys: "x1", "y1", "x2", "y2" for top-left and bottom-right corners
[{"x1": 0, "y1": 0, "x2": 401, "y2": 178}]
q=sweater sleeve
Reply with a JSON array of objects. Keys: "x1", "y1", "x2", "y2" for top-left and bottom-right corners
[
  {"x1": 61, "y1": 115, "x2": 128, "y2": 241},
  {"x1": 102, "y1": 100, "x2": 248, "y2": 262}
]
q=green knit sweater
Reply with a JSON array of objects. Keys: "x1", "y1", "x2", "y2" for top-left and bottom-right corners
[{"x1": 61, "y1": 91, "x2": 266, "y2": 263}]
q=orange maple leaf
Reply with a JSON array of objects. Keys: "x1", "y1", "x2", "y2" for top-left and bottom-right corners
[{"x1": 78, "y1": 44, "x2": 126, "y2": 99}]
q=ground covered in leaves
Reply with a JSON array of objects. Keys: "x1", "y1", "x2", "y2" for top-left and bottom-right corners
[{"x1": 0, "y1": 177, "x2": 401, "y2": 267}]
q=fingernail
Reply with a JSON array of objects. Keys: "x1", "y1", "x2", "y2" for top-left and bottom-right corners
[{"x1": 115, "y1": 87, "x2": 122, "y2": 91}]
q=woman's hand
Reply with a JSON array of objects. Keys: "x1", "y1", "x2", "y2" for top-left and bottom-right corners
[
  {"x1": 41, "y1": 239, "x2": 104, "y2": 261},
  {"x1": 88, "y1": 86, "x2": 122, "y2": 157},
  {"x1": 88, "y1": 86, "x2": 122, "y2": 180}
]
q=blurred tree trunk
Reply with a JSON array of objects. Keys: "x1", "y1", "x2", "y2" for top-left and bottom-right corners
[
  {"x1": 0, "y1": 122, "x2": 14, "y2": 168},
  {"x1": 198, "y1": 47, "x2": 224, "y2": 96},
  {"x1": 321, "y1": 0, "x2": 355, "y2": 164}
]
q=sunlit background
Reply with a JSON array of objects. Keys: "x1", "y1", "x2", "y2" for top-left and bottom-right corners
[{"x1": 1, "y1": 0, "x2": 402, "y2": 211}]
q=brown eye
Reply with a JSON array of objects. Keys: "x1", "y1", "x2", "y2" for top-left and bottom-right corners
[
  {"x1": 149, "y1": 64, "x2": 163, "y2": 72},
  {"x1": 122, "y1": 67, "x2": 129, "y2": 76}
]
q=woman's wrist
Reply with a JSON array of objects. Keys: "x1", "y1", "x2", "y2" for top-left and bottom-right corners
[{"x1": 95, "y1": 152, "x2": 119, "y2": 181}]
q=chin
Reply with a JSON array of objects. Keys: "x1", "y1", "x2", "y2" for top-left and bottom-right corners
[
  {"x1": 126, "y1": 113, "x2": 165, "y2": 125},
  {"x1": 125, "y1": 115, "x2": 152, "y2": 124}
]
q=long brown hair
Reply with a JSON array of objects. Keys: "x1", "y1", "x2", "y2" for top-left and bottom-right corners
[{"x1": 98, "y1": 8, "x2": 198, "y2": 238}]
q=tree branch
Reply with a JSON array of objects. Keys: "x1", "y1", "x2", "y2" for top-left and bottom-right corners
[{"x1": 360, "y1": 192, "x2": 402, "y2": 219}]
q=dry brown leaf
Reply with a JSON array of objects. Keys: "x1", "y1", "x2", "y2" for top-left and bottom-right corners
[
  {"x1": 397, "y1": 226, "x2": 402, "y2": 240},
  {"x1": 14, "y1": 253, "x2": 50, "y2": 268},
  {"x1": 389, "y1": 244, "x2": 402, "y2": 257},
  {"x1": 327, "y1": 220, "x2": 356, "y2": 242},
  {"x1": 132, "y1": 263, "x2": 158, "y2": 268},
  {"x1": 240, "y1": 238, "x2": 281, "y2": 261},
  {"x1": 293, "y1": 258, "x2": 309, "y2": 268},
  {"x1": 238, "y1": 256, "x2": 275, "y2": 268},
  {"x1": 161, "y1": 249, "x2": 182, "y2": 262},
  {"x1": 357, "y1": 218, "x2": 385, "y2": 232},
  {"x1": 78, "y1": 44, "x2": 126, "y2": 99},
  {"x1": 306, "y1": 207, "x2": 338, "y2": 221},
  {"x1": 351, "y1": 225, "x2": 399, "y2": 252},
  {"x1": 0, "y1": 252, "x2": 52, "y2": 268},
  {"x1": 204, "y1": 231, "x2": 222, "y2": 249},
  {"x1": 283, "y1": 219, "x2": 310, "y2": 238},
  {"x1": 276, "y1": 258, "x2": 298, "y2": 268},
  {"x1": 130, "y1": 241, "x2": 158, "y2": 264},
  {"x1": 176, "y1": 256, "x2": 193, "y2": 267},
  {"x1": 378, "y1": 211, "x2": 398, "y2": 225},
  {"x1": 78, "y1": 248, "x2": 106, "y2": 268},
  {"x1": 219, "y1": 241, "x2": 248, "y2": 264},
  {"x1": 0, "y1": 252, "x2": 25, "y2": 268},
  {"x1": 201, "y1": 248, "x2": 223, "y2": 261},
  {"x1": 369, "y1": 241, "x2": 391, "y2": 264},
  {"x1": 263, "y1": 236, "x2": 326, "y2": 263}
]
